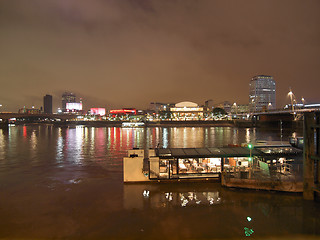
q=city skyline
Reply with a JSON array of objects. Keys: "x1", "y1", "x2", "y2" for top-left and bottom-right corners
[{"x1": 1, "y1": 0, "x2": 319, "y2": 112}]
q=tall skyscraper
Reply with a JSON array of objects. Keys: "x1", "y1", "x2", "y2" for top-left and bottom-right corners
[
  {"x1": 62, "y1": 92, "x2": 76, "y2": 112},
  {"x1": 43, "y1": 94, "x2": 52, "y2": 114},
  {"x1": 249, "y1": 75, "x2": 276, "y2": 112}
]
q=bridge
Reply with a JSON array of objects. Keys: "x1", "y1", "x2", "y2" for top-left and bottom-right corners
[
  {"x1": 252, "y1": 108, "x2": 319, "y2": 115},
  {"x1": 0, "y1": 112, "x2": 77, "y2": 123},
  {"x1": 251, "y1": 107, "x2": 320, "y2": 122}
]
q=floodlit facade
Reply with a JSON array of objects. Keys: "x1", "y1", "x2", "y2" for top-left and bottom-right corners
[
  {"x1": 249, "y1": 75, "x2": 276, "y2": 112},
  {"x1": 170, "y1": 101, "x2": 204, "y2": 120},
  {"x1": 66, "y1": 102, "x2": 82, "y2": 111},
  {"x1": 90, "y1": 108, "x2": 106, "y2": 116}
]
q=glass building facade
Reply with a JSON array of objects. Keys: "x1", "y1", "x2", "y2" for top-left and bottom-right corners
[{"x1": 249, "y1": 75, "x2": 276, "y2": 112}]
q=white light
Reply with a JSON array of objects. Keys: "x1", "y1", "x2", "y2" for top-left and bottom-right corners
[{"x1": 143, "y1": 190, "x2": 150, "y2": 198}]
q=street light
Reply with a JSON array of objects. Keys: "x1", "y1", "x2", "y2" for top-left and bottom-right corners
[
  {"x1": 248, "y1": 143, "x2": 253, "y2": 160},
  {"x1": 288, "y1": 88, "x2": 295, "y2": 113},
  {"x1": 233, "y1": 102, "x2": 238, "y2": 116}
]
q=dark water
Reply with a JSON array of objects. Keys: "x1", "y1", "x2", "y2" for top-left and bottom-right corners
[{"x1": 0, "y1": 124, "x2": 319, "y2": 239}]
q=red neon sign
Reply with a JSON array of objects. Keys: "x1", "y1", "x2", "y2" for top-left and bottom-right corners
[{"x1": 109, "y1": 109, "x2": 136, "y2": 115}]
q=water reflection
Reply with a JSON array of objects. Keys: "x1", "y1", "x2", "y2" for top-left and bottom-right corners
[
  {"x1": 137, "y1": 188, "x2": 221, "y2": 208},
  {"x1": 56, "y1": 128, "x2": 64, "y2": 162},
  {"x1": 63, "y1": 126, "x2": 84, "y2": 165},
  {"x1": 122, "y1": 182, "x2": 320, "y2": 238},
  {"x1": 30, "y1": 130, "x2": 37, "y2": 159},
  {"x1": 1, "y1": 125, "x2": 318, "y2": 239},
  {"x1": 124, "y1": 184, "x2": 222, "y2": 210},
  {"x1": 163, "y1": 128, "x2": 168, "y2": 148},
  {"x1": 1, "y1": 125, "x2": 304, "y2": 170}
]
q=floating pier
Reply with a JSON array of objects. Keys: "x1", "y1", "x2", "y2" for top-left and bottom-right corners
[{"x1": 123, "y1": 145, "x2": 303, "y2": 193}]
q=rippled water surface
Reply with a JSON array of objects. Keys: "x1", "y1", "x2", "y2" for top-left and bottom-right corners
[{"x1": 0, "y1": 124, "x2": 319, "y2": 239}]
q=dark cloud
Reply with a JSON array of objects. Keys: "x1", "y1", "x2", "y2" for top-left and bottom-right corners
[{"x1": 0, "y1": 0, "x2": 319, "y2": 112}]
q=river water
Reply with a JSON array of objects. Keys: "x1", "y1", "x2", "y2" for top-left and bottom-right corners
[{"x1": 0, "y1": 124, "x2": 319, "y2": 239}]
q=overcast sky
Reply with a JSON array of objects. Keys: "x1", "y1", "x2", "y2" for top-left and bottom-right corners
[{"x1": 1, "y1": 0, "x2": 319, "y2": 112}]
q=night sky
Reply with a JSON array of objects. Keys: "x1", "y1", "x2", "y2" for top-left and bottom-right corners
[{"x1": 1, "y1": 0, "x2": 319, "y2": 112}]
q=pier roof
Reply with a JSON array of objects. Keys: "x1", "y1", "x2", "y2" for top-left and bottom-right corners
[
  {"x1": 157, "y1": 147, "x2": 260, "y2": 159},
  {"x1": 156, "y1": 146, "x2": 302, "y2": 159}
]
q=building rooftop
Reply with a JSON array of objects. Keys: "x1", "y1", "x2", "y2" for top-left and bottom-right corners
[{"x1": 156, "y1": 146, "x2": 302, "y2": 159}]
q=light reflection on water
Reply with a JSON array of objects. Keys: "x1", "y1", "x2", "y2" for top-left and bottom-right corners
[{"x1": 0, "y1": 124, "x2": 319, "y2": 240}]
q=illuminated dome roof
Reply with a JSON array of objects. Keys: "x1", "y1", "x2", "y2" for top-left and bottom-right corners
[{"x1": 175, "y1": 101, "x2": 198, "y2": 108}]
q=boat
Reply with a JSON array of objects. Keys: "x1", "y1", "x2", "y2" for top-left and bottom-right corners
[{"x1": 121, "y1": 122, "x2": 145, "y2": 128}]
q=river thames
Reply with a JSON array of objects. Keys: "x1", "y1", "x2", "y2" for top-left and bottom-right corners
[{"x1": 0, "y1": 124, "x2": 319, "y2": 239}]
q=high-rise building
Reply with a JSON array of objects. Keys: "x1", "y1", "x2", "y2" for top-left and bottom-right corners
[
  {"x1": 62, "y1": 92, "x2": 76, "y2": 112},
  {"x1": 43, "y1": 94, "x2": 52, "y2": 114},
  {"x1": 249, "y1": 75, "x2": 276, "y2": 112}
]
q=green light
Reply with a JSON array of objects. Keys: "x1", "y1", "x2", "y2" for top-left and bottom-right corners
[
  {"x1": 244, "y1": 227, "x2": 254, "y2": 236},
  {"x1": 248, "y1": 144, "x2": 253, "y2": 149},
  {"x1": 248, "y1": 157, "x2": 252, "y2": 162},
  {"x1": 247, "y1": 216, "x2": 252, "y2": 222}
]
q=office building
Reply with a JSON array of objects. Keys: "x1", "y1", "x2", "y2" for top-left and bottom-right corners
[
  {"x1": 149, "y1": 102, "x2": 175, "y2": 113},
  {"x1": 43, "y1": 94, "x2": 52, "y2": 114},
  {"x1": 18, "y1": 106, "x2": 41, "y2": 114},
  {"x1": 249, "y1": 75, "x2": 276, "y2": 112},
  {"x1": 62, "y1": 92, "x2": 76, "y2": 112}
]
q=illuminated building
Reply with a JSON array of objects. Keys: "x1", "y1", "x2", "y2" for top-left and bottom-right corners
[
  {"x1": 249, "y1": 75, "x2": 276, "y2": 112},
  {"x1": 170, "y1": 101, "x2": 204, "y2": 120},
  {"x1": 231, "y1": 104, "x2": 249, "y2": 114},
  {"x1": 61, "y1": 92, "x2": 76, "y2": 112},
  {"x1": 66, "y1": 102, "x2": 82, "y2": 112},
  {"x1": 223, "y1": 101, "x2": 231, "y2": 114},
  {"x1": 204, "y1": 99, "x2": 214, "y2": 110},
  {"x1": 215, "y1": 101, "x2": 231, "y2": 114},
  {"x1": 109, "y1": 109, "x2": 136, "y2": 116},
  {"x1": 18, "y1": 106, "x2": 41, "y2": 114},
  {"x1": 90, "y1": 108, "x2": 106, "y2": 116},
  {"x1": 43, "y1": 94, "x2": 52, "y2": 114},
  {"x1": 149, "y1": 102, "x2": 175, "y2": 113}
]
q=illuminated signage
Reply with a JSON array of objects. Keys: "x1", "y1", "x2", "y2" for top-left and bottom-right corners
[
  {"x1": 110, "y1": 109, "x2": 136, "y2": 115},
  {"x1": 90, "y1": 108, "x2": 106, "y2": 116},
  {"x1": 66, "y1": 102, "x2": 82, "y2": 111}
]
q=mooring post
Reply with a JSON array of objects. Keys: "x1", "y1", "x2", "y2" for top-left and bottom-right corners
[
  {"x1": 316, "y1": 112, "x2": 320, "y2": 189},
  {"x1": 303, "y1": 112, "x2": 315, "y2": 200}
]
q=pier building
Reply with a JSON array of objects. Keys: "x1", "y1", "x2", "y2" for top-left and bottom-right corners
[{"x1": 123, "y1": 144, "x2": 302, "y2": 189}]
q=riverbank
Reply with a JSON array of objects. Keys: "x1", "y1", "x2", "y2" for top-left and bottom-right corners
[
  {"x1": 8, "y1": 119, "x2": 303, "y2": 129},
  {"x1": 11, "y1": 119, "x2": 256, "y2": 128}
]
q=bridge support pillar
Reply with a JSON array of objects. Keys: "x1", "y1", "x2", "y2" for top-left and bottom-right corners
[
  {"x1": 303, "y1": 112, "x2": 320, "y2": 201},
  {"x1": 0, "y1": 119, "x2": 9, "y2": 128}
]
